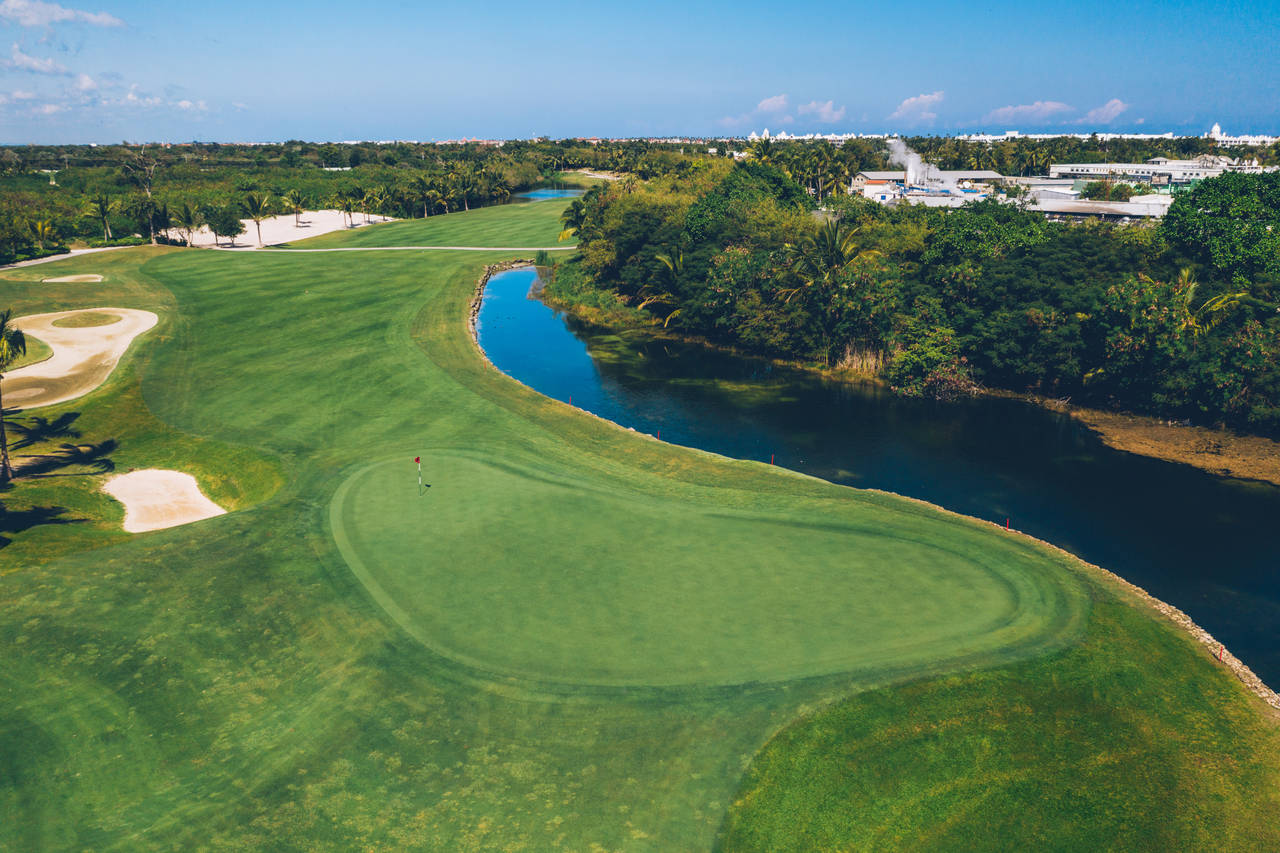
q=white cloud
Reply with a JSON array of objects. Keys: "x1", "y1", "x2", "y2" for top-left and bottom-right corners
[
  {"x1": 0, "y1": 0, "x2": 122, "y2": 27},
  {"x1": 175, "y1": 98, "x2": 206, "y2": 111},
  {"x1": 756, "y1": 93, "x2": 788, "y2": 113},
  {"x1": 797, "y1": 99, "x2": 846, "y2": 123},
  {"x1": 122, "y1": 86, "x2": 162, "y2": 106},
  {"x1": 1077, "y1": 98, "x2": 1129, "y2": 125},
  {"x1": 7, "y1": 42, "x2": 68, "y2": 73},
  {"x1": 73, "y1": 71, "x2": 95, "y2": 90},
  {"x1": 10, "y1": 88, "x2": 35, "y2": 99},
  {"x1": 720, "y1": 93, "x2": 793, "y2": 128},
  {"x1": 888, "y1": 90, "x2": 943, "y2": 123},
  {"x1": 982, "y1": 100, "x2": 1073, "y2": 124},
  {"x1": 36, "y1": 101, "x2": 63, "y2": 114}
]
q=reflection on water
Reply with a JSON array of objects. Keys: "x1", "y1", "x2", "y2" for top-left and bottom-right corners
[{"x1": 477, "y1": 267, "x2": 1280, "y2": 686}]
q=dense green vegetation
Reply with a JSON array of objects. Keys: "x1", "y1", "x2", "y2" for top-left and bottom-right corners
[
  {"x1": 557, "y1": 162, "x2": 1280, "y2": 432},
  {"x1": 2, "y1": 204, "x2": 1277, "y2": 849}
]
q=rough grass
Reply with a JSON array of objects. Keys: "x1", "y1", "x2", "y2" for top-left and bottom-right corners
[
  {"x1": 50, "y1": 311, "x2": 121, "y2": 328},
  {"x1": 0, "y1": 206, "x2": 1277, "y2": 851}
]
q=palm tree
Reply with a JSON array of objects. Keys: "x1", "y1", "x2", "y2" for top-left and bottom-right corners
[
  {"x1": 781, "y1": 220, "x2": 861, "y2": 301},
  {"x1": 125, "y1": 195, "x2": 157, "y2": 244},
  {"x1": 240, "y1": 192, "x2": 273, "y2": 246},
  {"x1": 360, "y1": 188, "x2": 382, "y2": 224},
  {"x1": 282, "y1": 189, "x2": 306, "y2": 227},
  {"x1": 152, "y1": 202, "x2": 171, "y2": 242},
  {"x1": 449, "y1": 163, "x2": 477, "y2": 211},
  {"x1": 334, "y1": 193, "x2": 356, "y2": 227},
  {"x1": 749, "y1": 138, "x2": 776, "y2": 164},
  {"x1": 171, "y1": 202, "x2": 203, "y2": 247},
  {"x1": 0, "y1": 309, "x2": 28, "y2": 482},
  {"x1": 1164, "y1": 268, "x2": 1248, "y2": 339},
  {"x1": 407, "y1": 175, "x2": 433, "y2": 218},
  {"x1": 86, "y1": 193, "x2": 117, "y2": 241},
  {"x1": 638, "y1": 249, "x2": 685, "y2": 327},
  {"x1": 27, "y1": 219, "x2": 57, "y2": 252},
  {"x1": 559, "y1": 199, "x2": 587, "y2": 242}
]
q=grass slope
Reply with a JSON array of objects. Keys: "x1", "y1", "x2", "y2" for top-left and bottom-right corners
[
  {"x1": 0, "y1": 206, "x2": 1276, "y2": 851},
  {"x1": 282, "y1": 198, "x2": 571, "y2": 249},
  {"x1": 7, "y1": 333, "x2": 52, "y2": 369},
  {"x1": 719, "y1": 591, "x2": 1280, "y2": 851}
]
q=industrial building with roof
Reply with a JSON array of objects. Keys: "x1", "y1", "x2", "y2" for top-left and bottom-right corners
[{"x1": 1048, "y1": 155, "x2": 1268, "y2": 186}]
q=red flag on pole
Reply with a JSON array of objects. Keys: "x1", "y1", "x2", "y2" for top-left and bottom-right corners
[{"x1": 414, "y1": 457, "x2": 420, "y2": 463}]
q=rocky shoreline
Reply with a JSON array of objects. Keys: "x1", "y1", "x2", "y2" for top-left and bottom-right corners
[{"x1": 468, "y1": 263, "x2": 1280, "y2": 717}]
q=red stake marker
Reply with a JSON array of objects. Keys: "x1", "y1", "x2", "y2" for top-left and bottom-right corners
[
  {"x1": 770, "y1": 454, "x2": 775, "y2": 465},
  {"x1": 1006, "y1": 518, "x2": 1010, "y2": 530},
  {"x1": 656, "y1": 429, "x2": 660, "y2": 440}
]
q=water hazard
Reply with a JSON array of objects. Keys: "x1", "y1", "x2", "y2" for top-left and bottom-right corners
[{"x1": 476, "y1": 267, "x2": 1280, "y2": 687}]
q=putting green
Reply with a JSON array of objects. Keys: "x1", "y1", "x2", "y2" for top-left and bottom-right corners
[{"x1": 332, "y1": 451, "x2": 1085, "y2": 687}]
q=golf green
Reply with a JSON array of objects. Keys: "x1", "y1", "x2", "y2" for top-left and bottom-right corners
[{"x1": 332, "y1": 452, "x2": 1083, "y2": 687}]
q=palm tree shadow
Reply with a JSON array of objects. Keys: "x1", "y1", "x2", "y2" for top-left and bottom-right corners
[
  {"x1": 16, "y1": 439, "x2": 118, "y2": 478},
  {"x1": 0, "y1": 502, "x2": 84, "y2": 549},
  {"x1": 9, "y1": 412, "x2": 83, "y2": 450}
]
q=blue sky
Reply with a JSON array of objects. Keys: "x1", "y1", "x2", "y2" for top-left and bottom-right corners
[{"x1": 1, "y1": 0, "x2": 1277, "y2": 143}]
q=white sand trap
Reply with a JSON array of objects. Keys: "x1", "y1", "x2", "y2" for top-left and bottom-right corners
[
  {"x1": 3, "y1": 307, "x2": 158, "y2": 410},
  {"x1": 42, "y1": 274, "x2": 104, "y2": 283},
  {"x1": 102, "y1": 469, "x2": 226, "y2": 532},
  {"x1": 174, "y1": 209, "x2": 393, "y2": 249}
]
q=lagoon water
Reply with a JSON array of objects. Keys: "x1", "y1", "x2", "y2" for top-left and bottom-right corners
[
  {"x1": 477, "y1": 267, "x2": 1280, "y2": 687},
  {"x1": 513, "y1": 188, "x2": 585, "y2": 201}
]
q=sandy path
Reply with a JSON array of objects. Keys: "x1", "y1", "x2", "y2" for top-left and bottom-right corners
[
  {"x1": 177, "y1": 209, "x2": 393, "y2": 249},
  {"x1": 0, "y1": 245, "x2": 134, "y2": 272},
  {"x1": 102, "y1": 469, "x2": 226, "y2": 532},
  {"x1": 4, "y1": 307, "x2": 158, "y2": 411},
  {"x1": 43, "y1": 274, "x2": 104, "y2": 283}
]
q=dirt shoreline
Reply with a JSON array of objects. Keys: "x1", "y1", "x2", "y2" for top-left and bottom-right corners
[
  {"x1": 470, "y1": 264, "x2": 1280, "y2": 716},
  {"x1": 1003, "y1": 391, "x2": 1280, "y2": 488}
]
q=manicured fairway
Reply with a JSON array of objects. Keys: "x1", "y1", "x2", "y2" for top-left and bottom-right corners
[
  {"x1": 1, "y1": 205, "x2": 1278, "y2": 851},
  {"x1": 281, "y1": 197, "x2": 572, "y2": 248}
]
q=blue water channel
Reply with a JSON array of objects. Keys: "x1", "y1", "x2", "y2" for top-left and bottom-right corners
[
  {"x1": 476, "y1": 266, "x2": 1280, "y2": 687},
  {"x1": 513, "y1": 188, "x2": 585, "y2": 201}
]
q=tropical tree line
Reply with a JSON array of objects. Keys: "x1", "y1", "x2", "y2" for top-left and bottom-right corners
[
  {"x1": 0, "y1": 151, "x2": 569, "y2": 260},
  {"x1": 552, "y1": 163, "x2": 1280, "y2": 433}
]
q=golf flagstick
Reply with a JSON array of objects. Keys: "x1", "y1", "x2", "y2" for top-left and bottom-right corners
[{"x1": 415, "y1": 456, "x2": 422, "y2": 494}]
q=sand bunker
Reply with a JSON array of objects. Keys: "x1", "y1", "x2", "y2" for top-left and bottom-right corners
[
  {"x1": 3, "y1": 307, "x2": 158, "y2": 410},
  {"x1": 102, "y1": 469, "x2": 226, "y2": 532},
  {"x1": 42, "y1": 274, "x2": 104, "y2": 283},
  {"x1": 176, "y1": 209, "x2": 392, "y2": 249}
]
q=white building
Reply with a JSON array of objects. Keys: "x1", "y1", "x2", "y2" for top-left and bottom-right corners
[
  {"x1": 1047, "y1": 155, "x2": 1265, "y2": 186},
  {"x1": 1206, "y1": 123, "x2": 1280, "y2": 147}
]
